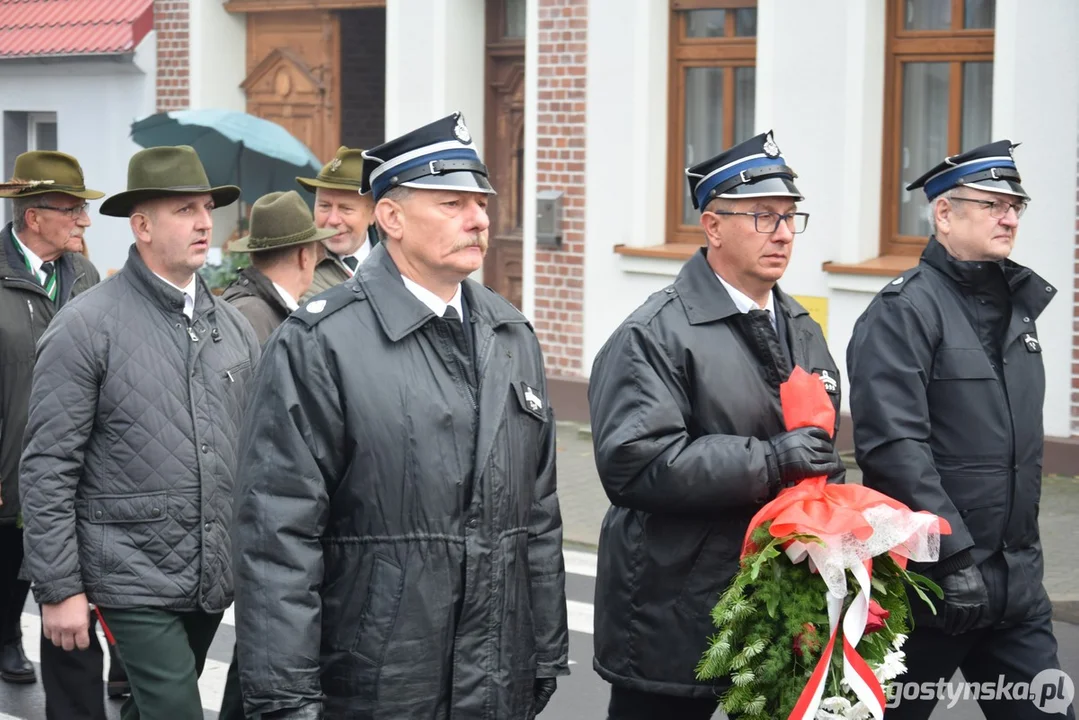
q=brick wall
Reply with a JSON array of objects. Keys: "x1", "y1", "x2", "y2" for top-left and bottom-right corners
[
  {"x1": 339, "y1": 8, "x2": 386, "y2": 151},
  {"x1": 534, "y1": 0, "x2": 587, "y2": 377},
  {"x1": 155, "y1": 0, "x2": 190, "y2": 111},
  {"x1": 1072, "y1": 126, "x2": 1079, "y2": 435}
]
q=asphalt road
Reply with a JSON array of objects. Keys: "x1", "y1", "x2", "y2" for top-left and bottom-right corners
[{"x1": 2, "y1": 547, "x2": 1077, "y2": 719}]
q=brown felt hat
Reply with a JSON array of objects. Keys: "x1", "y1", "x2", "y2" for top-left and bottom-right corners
[
  {"x1": 230, "y1": 190, "x2": 338, "y2": 253},
  {"x1": 296, "y1": 146, "x2": 366, "y2": 193},
  {"x1": 0, "y1": 151, "x2": 105, "y2": 199},
  {"x1": 100, "y1": 145, "x2": 240, "y2": 217}
]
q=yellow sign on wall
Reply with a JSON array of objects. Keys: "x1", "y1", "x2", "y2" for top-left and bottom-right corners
[{"x1": 792, "y1": 295, "x2": 829, "y2": 340}]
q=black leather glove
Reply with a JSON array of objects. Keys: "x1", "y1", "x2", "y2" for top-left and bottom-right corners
[
  {"x1": 938, "y1": 565, "x2": 989, "y2": 635},
  {"x1": 533, "y1": 677, "x2": 557, "y2": 715},
  {"x1": 766, "y1": 426, "x2": 843, "y2": 491},
  {"x1": 262, "y1": 703, "x2": 322, "y2": 720}
]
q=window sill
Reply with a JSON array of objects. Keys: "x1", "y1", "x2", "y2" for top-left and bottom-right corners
[
  {"x1": 822, "y1": 255, "x2": 918, "y2": 294},
  {"x1": 822, "y1": 255, "x2": 919, "y2": 277},
  {"x1": 614, "y1": 243, "x2": 700, "y2": 278}
]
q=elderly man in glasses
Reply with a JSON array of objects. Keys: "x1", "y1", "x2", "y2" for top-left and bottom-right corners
[
  {"x1": 587, "y1": 131, "x2": 844, "y2": 720},
  {"x1": 848, "y1": 141, "x2": 1072, "y2": 720}
]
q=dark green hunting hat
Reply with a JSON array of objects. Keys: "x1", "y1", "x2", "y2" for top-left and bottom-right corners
[
  {"x1": 296, "y1": 146, "x2": 366, "y2": 193},
  {"x1": 0, "y1": 151, "x2": 105, "y2": 199},
  {"x1": 231, "y1": 190, "x2": 338, "y2": 253},
  {"x1": 100, "y1": 145, "x2": 241, "y2": 217}
]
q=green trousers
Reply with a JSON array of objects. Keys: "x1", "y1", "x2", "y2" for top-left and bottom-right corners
[{"x1": 97, "y1": 607, "x2": 223, "y2": 720}]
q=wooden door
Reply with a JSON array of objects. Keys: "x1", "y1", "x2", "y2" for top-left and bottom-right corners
[
  {"x1": 242, "y1": 11, "x2": 340, "y2": 163},
  {"x1": 483, "y1": 0, "x2": 526, "y2": 310}
]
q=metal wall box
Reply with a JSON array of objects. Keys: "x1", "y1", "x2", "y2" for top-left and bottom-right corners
[{"x1": 536, "y1": 190, "x2": 563, "y2": 247}]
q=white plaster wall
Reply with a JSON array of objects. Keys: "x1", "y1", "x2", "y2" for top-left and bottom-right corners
[
  {"x1": 522, "y1": 0, "x2": 539, "y2": 319},
  {"x1": 991, "y1": 0, "x2": 1079, "y2": 439},
  {"x1": 582, "y1": 0, "x2": 671, "y2": 371},
  {"x1": 384, "y1": 0, "x2": 485, "y2": 151},
  {"x1": 0, "y1": 33, "x2": 157, "y2": 276},
  {"x1": 188, "y1": 0, "x2": 246, "y2": 112}
]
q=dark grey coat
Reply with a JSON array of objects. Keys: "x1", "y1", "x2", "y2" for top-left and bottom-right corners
[
  {"x1": 0, "y1": 223, "x2": 98, "y2": 524},
  {"x1": 848, "y1": 237, "x2": 1055, "y2": 627},
  {"x1": 233, "y1": 243, "x2": 569, "y2": 719},
  {"x1": 589, "y1": 249, "x2": 843, "y2": 698},
  {"x1": 19, "y1": 244, "x2": 260, "y2": 611}
]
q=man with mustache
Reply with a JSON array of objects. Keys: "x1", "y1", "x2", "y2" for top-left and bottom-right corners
[
  {"x1": 233, "y1": 112, "x2": 569, "y2": 719},
  {"x1": 297, "y1": 146, "x2": 378, "y2": 301},
  {"x1": 19, "y1": 145, "x2": 260, "y2": 720},
  {"x1": 848, "y1": 141, "x2": 1072, "y2": 720},
  {"x1": 0, "y1": 151, "x2": 109, "y2": 717},
  {"x1": 588, "y1": 132, "x2": 844, "y2": 719}
]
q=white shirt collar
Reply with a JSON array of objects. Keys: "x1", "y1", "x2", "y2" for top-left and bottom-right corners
[
  {"x1": 714, "y1": 272, "x2": 776, "y2": 329},
  {"x1": 11, "y1": 228, "x2": 47, "y2": 283},
  {"x1": 350, "y1": 238, "x2": 372, "y2": 267},
  {"x1": 271, "y1": 280, "x2": 299, "y2": 312},
  {"x1": 400, "y1": 275, "x2": 464, "y2": 322},
  {"x1": 153, "y1": 272, "x2": 197, "y2": 321}
]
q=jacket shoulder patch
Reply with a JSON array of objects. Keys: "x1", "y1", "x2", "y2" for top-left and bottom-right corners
[
  {"x1": 291, "y1": 284, "x2": 363, "y2": 327},
  {"x1": 881, "y1": 266, "x2": 922, "y2": 295}
]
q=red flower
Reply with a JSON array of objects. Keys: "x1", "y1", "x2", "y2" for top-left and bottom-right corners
[
  {"x1": 865, "y1": 600, "x2": 890, "y2": 635},
  {"x1": 793, "y1": 622, "x2": 820, "y2": 657}
]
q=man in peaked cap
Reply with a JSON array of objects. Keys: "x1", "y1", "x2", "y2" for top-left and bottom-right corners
[
  {"x1": 0, "y1": 151, "x2": 109, "y2": 716},
  {"x1": 848, "y1": 141, "x2": 1072, "y2": 720},
  {"x1": 296, "y1": 145, "x2": 378, "y2": 301},
  {"x1": 19, "y1": 145, "x2": 260, "y2": 720},
  {"x1": 222, "y1": 190, "x2": 333, "y2": 344},
  {"x1": 233, "y1": 112, "x2": 569, "y2": 719},
  {"x1": 588, "y1": 131, "x2": 844, "y2": 719}
]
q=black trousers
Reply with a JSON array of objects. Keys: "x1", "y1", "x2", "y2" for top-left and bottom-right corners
[
  {"x1": 884, "y1": 607, "x2": 1076, "y2": 720},
  {"x1": 0, "y1": 524, "x2": 31, "y2": 647},
  {"x1": 607, "y1": 685, "x2": 719, "y2": 720},
  {"x1": 39, "y1": 608, "x2": 106, "y2": 720}
]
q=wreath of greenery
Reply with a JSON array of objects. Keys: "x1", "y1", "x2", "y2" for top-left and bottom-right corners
[{"x1": 695, "y1": 523, "x2": 942, "y2": 720}]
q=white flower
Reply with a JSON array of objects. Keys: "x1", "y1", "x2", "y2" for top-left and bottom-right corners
[
  {"x1": 817, "y1": 696, "x2": 852, "y2": 719},
  {"x1": 892, "y1": 633, "x2": 907, "y2": 650},
  {"x1": 873, "y1": 650, "x2": 908, "y2": 683},
  {"x1": 849, "y1": 701, "x2": 872, "y2": 720}
]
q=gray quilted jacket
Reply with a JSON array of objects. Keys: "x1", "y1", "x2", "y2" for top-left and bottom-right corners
[{"x1": 19, "y1": 244, "x2": 260, "y2": 612}]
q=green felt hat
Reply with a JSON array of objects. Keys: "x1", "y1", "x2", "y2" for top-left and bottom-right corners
[
  {"x1": 296, "y1": 146, "x2": 366, "y2": 193},
  {"x1": 100, "y1": 145, "x2": 240, "y2": 217},
  {"x1": 0, "y1": 151, "x2": 105, "y2": 199},
  {"x1": 231, "y1": 190, "x2": 338, "y2": 253}
]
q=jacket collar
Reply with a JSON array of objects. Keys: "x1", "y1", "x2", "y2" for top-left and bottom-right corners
[
  {"x1": 122, "y1": 243, "x2": 216, "y2": 319},
  {"x1": 357, "y1": 242, "x2": 527, "y2": 343},
  {"x1": 223, "y1": 265, "x2": 291, "y2": 316},
  {"x1": 0, "y1": 222, "x2": 80, "y2": 300},
  {"x1": 922, "y1": 235, "x2": 1054, "y2": 319},
  {"x1": 674, "y1": 248, "x2": 808, "y2": 325}
]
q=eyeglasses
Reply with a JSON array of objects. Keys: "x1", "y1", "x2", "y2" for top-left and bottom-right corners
[
  {"x1": 711, "y1": 211, "x2": 810, "y2": 234},
  {"x1": 34, "y1": 203, "x2": 90, "y2": 218},
  {"x1": 949, "y1": 196, "x2": 1027, "y2": 219}
]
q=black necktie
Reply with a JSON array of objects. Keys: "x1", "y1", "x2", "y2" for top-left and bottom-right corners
[
  {"x1": 342, "y1": 255, "x2": 359, "y2": 272},
  {"x1": 40, "y1": 261, "x2": 57, "y2": 302},
  {"x1": 442, "y1": 305, "x2": 460, "y2": 322}
]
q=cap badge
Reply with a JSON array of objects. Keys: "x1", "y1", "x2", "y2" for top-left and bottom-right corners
[
  {"x1": 762, "y1": 135, "x2": 781, "y2": 158},
  {"x1": 454, "y1": 115, "x2": 472, "y2": 144},
  {"x1": 328, "y1": 158, "x2": 342, "y2": 173}
]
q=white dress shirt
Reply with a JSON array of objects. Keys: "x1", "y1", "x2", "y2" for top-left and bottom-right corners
[
  {"x1": 272, "y1": 281, "x2": 300, "y2": 312},
  {"x1": 10, "y1": 228, "x2": 50, "y2": 285},
  {"x1": 715, "y1": 273, "x2": 776, "y2": 331},
  {"x1": 401, "y1": 275, "x2": 464, "y2": 322},
  {"x1": 153, "y1": 272, "x2": 197, "y2": 320}
]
